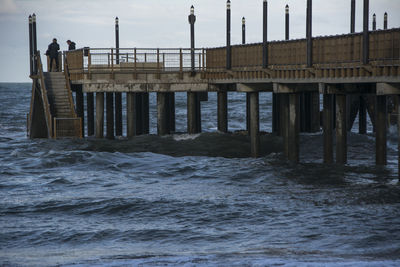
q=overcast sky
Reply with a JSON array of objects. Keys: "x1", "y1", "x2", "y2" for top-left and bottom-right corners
[{"x1": 0, "y1": 0, "x2": 399, "y2": 82}]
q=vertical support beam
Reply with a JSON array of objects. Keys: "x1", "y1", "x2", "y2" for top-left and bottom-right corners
[
  {"x1": 281, "y1": 94, "x2": 289, "y2": 156},
  {"x1": 115, "y1": 93, "x2": 122, "y2": 136},
  {"x1": 398, "y1": 95, "x2": 400, "y2": 180},
  {"x1": 363, "y1": 0, "x2": 369, "y2": 65},
  {"x1": 372, "y1": 13, "x2": 376, "y2": 30},
  {"x1": 168, "y1": 92, "x2": 176, "y2": 133},
  {"x1": 323, "y1": 94, "x2": 334, "y2": 164},
  {"x1": 187, "y1": 92, "x2": 201, "y2": 134},
  {"x1": 96, "y1": 92, "x2": 104, "y2": 138},
  {"x1": 359, "y1": 95, "x2": 367, "y2": 134},
  {"x1": 226, "y1": 0, "x2": 231, "y2": 70},
  {"x1": 242, "y1": 17, "x2": 246, "y2": 44},
  {"x1": 285, "y1": 5, "x2": 289, "y2": 40},
  {"x1": 32, "y1": 14, "x2": 37, "y2": 74},
  {"x1": 262, "y1": 0, "x2": 268, "y2": 68},
  {"x1": 336, "y1": 94, "x2": 347, "y2": 164},
  {"x1": 306, "y1": 0, "x2": 313, "y2": 68},
  {"x1": 135, "y1": 93, "x2": 143, "y2": 135},
  {"x1": 218, "y1": 91, "x2": 228, "y2": 133},
  {"x1": 28, "y1": 15, "x2": 33, "y2": 76},
  {"x1": 351, "y1": 0, "x2": 356, "y2": 33},
  {"x1": 188, "y1": 6, "x2": 196, "y2": 74},
  {"x1": 127, "y1": 92, "x2": 135, "y2": 138},
  {"x1": 246, "y1": 93, "x2": 250, "y2": 134},
  {"x1": 384, "y1": 12, "x2": 388, "y2": 30},
  {"x1": 87, "y1": 92, "x2": 94, "y2": 136},
  {"x1": 143, "y1": 93, "x2": 150, "y2": 134},
  {"x1": 106, "y1": 92, "x2": 114, "y2": 139},
  {"x1": 376, "y1": 95, "x2": 387, "y2": 165},
  {"x1": 311, "y1": 92, "x2": 320, "y2": 132},
  {"x1": 76, "y1": 86, "x2": 84, "y2": 137},
  {"x1": 157, "y1": 92, "x2": 169, "y2": 136},
  {"x1": 249, "y1": 92, "x2": 260, "y2": 158},
  {"x1": 288, "y1": 93, "x2": 300, "y2": 162}
]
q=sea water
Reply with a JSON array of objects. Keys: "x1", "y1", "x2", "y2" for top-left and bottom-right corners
[{"x1": 0, "y1": 83, "x2": 399, "y2": 266}]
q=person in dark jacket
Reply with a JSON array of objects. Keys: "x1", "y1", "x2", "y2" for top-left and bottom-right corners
[
  {"x1": 66, "y1": 40, "x2": 76, "y2": 51},
  {"x1": 46, "y1": 38, "x2": 60, "y2": 71}
]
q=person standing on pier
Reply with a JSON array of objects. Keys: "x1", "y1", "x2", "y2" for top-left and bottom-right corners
[
  {"x1": 46, "y1": 38, "x2": 60, "y2": 71},
  {"x1": 66, "y1": 40, "x2": 76, "y2": 50}
]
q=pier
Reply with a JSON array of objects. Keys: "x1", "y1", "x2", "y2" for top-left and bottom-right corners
[{"x1": 27, "y1": 1, "x2": 400, "y2": 176}]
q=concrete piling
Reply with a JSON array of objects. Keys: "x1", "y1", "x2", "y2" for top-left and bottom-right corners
[
  {"x1": 76, "y1": 87, "x2": 84, "y2": 137},
  {"x1": 359, "y1": 95, "x2": 367, "y2": 134},
  {"x1": 376, "y1": 96, "x2": 387, "y2": 165},
  {"x1": 249, "y1": 92, "x2": 260, "y2": 157},
  {"x1": 127, "y1": 92, "x2": 135, "y2": 138},
  {"x1": 168, "y1": 93, "x2": 176, "y2": 133},
  {"x1": 157, "y1": 92, "x2": 169, "y2": 135},
  {"x1": 336, "y1": 94, "x2": 347, "y2": 164},
  {"x1": 96, "y1": 93, "x2": 104, "y2": 138},
  {"x1": 323, "y1": 94, "x2": 334, "y2": 163},
  {"x1": 115, "y1": 93, "x2": 122, "y2": 136},
  {"x1": 281, "y1": 94, "x2": 289, "y2": 157},
  {"x1": 288, "y1": 93, "x2": 300, "y2": 162},
  {"x1": 106, "y1": 93, "x2": 114, "y2": 139},
  {"x1": 87, "y1": 93, "x2": 94, "y2": 136},
  {"x1": 218, "y1": 91, "x2": 228, "y2": 133},
  {"x1": 187, "y1": 92, "x2": 201, "y2": 134}
]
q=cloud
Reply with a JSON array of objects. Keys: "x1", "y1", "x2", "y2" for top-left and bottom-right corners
[{"x1": 0, "y1": 0, "x2": 18, "y2": 14}]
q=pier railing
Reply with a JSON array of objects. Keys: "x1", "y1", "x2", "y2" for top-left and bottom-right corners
[{"x1": 66, "y1": 48, "x2": 205, "y2": 80}]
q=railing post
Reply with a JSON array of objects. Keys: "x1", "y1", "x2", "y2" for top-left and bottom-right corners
[
  {"x1": 179, "y1": 48, "x2": 183, "y2": 79},
  {"x1": 111, "y1": 48, "x2": 114, "y2": 76},
  {"x1": 202, "y1": 48, "x2": 205, "y2": 71},
  {"x1": 134, "y1": 48, "x2": 137, "y2": 76},
  {"x1": 157, "y1": 48, "x2": 160, "y2": 71}
]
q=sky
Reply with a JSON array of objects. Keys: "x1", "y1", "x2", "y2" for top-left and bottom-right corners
[{"x1": 0, "y1": 0, "x2": 399, "y2": 82}]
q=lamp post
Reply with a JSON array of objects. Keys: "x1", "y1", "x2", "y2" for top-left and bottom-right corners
[
  {"x1": 28, "y1": 15, "x2": 33, "y2": 76},
  {"x1": 226, "y1": 0, "x2": 231, "y2": 70},
  {"x1": 306, "y1": 0, "x2": 312, "y2": 68},
  {"x1": 262, "y1": 0, "x2": 268, "y2": 68},
  {"x1": 373, "y1": 13, "x2": 376, "y2": 30},
  {"x1": 285, "y1": 4, "x2": 289, "y2": 40},
  {"x1": 115, "y1": 17, "x2": 119, "y2": 64},
  {"x1": 32, "y1": 13, "x2": 37, "y2": 74},
  {"x1": 188, "y1": 5, "x2": 196, "y2": 73},
  {"x1": 242, "y1": 17, "x2": 246, "y2": 45},
  {"x1": 384, "y1": 12, "x2": 388, "y2": 29},
  {"x1": 351, "y1": 0, "x2": 355, "y2": 33},
  {"x1": 114, "y1": 16, "x2": 122, "y2": 136},
  {"x1": 363, "y1": 0, "x2": 369, "y2": 65}
]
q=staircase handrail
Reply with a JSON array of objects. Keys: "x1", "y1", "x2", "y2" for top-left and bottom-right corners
[
  {"x1": 36, "y1": 51, "x2": 53, "y2": 138},
  {"x1": 63, "y1": 51, "x2": 79, "y2": 118}
]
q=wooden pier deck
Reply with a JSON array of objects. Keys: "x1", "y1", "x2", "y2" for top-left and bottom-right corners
[{"x1": 27, "y1": 1, "x2": 400, "y2": 177}]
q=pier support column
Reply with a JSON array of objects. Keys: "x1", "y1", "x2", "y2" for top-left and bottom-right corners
[
  {"x1": 359, "y1": 95, "x2": 367, "y2": 134},
  {"x1": 115, "y1": 92, "x2": 122, "y2": 136},
  {"x1": 95, "y1": 92, "x2": 104, "y2": 138},
  {"x1": 288, "y1": 93, "x2": 300, "y2": 162},
  {"x1": 127, "y1": 92, "x2": 135, "y2": 138},
  {"x1": 157, "y1": 92, "x2": 169, "y2": 136},
  {"x1": 143, "y1": 93, "x2": 150, "y2": 134},
  {"x1": 168, "y1": 93, "x2": 175, "y2": 133},
  {"x1": 398, "y1": 95, "x2": 400, "y2": 180},
  {"x1": 272, "y1": 93, "x2": 281, "y2": 135},
  {"x1": 87, "y1": 92, "x2": 94, "y2": 136},
  {"x1": 187, "y1": 92, "x2": 201, "y2": 134},
  {"x1": 376, "y1": 95, "x2": 387, "y2": 165},
  {"x1": 76, "y1": 86, "x2": 84, "y2": 137},
  {"x1": 106, "y1": 92, "x2": 114, "y2": 139},
  {"x1": 281, "y1": 94, "x2": 289, "y2": 157},
  {"x1": 249, "y1": 92, "x2": 260, "y2": 157},
  {"x1": 135, "y1": 93, "x2": 143, "y2": 135},
  {"x1": 246, "y1": 93, "x2": 250, "y2": 134},
  {"x1": 218, "y1": 91, "x2": 228, "y2": 133},
  {"x1": 323, "y1": 94, "x2": 334, "y2": 164},
  {"x1": 336, "y1": 94, "x2": 347, "y2": 164}
]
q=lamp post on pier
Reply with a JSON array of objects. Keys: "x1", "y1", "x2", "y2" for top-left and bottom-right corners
[
  {"x1": 226, "y1": 0, "x2": 231, "y2": 70},
  {"x1": 285, "y1": 5, "x2": 289, "y2": 40},
  {"x1": 32, "y1": 13, "x2": 37, "y2": 74},
  {"x1": 262, "y1": 0, "x2": 268, "y2": 68},
  {"x1": 28, "y1": 15, "x2": 33, "y2": 76},
  {"x1": 384, "y1": 12, "x2": 388, "y2": 29},
  {"x1": 115, "y1": 16, "x2": 122, "y2": 136},
  {"x1": 242, "y1": 17, "x2": 246, "y2": 45},
  {"x1": 188, "y1": 5, "x2": 196, "y2": 74},
  {"x1": 373, "y1": 13, "x2": 376, "y2": 30}
]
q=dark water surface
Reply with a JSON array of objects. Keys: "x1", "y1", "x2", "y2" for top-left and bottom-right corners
[{"x1": 0, "y1": 83, "x2": 399, "y2": 266}]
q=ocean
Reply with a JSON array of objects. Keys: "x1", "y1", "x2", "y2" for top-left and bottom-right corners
[{"x1": 0, "y1": 82, "x2": 399, "y2": 266}]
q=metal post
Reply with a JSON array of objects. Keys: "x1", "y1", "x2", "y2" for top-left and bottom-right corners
[
  {"x1": 115, "y1": 17, "x2": 119, "y2": 65},
  {"x1": 188, "y1": 6, "x2": 196, "y2": 74},
  {"x1": 32, "y1": 14, "x2": 37, "y2": 74},
  {"x1": 373, "y1": 13, "x2": 376, "y2": 30},
  {"x1": 359, "y1": 95, "x2": 367, "y2": 134},
  {"x1": 262, "y1": 0, "x2": 268, "y2": 68},
  {"x1": 363, "y1": 0, "x2": 369, "y2": 65},
  {"x1": 157, "y1": 93, "x2": 169, "y2": 136},
  {"x1": 285, "y1": 5, "x2": 289, "y2": 40},
  {"x1": 127, "y1": 92, "x2": 135, "y2": 138},
  {"x1": 242, "y1": 17, "x2": 246, "y2": 44},
  {"x1": 28, "y1": 15, "x2": 33, "y2": 76},
  {"x1": 351, "y1": 0, "x2": 356, "y2": 33},
  {"x1": 306, "y1": 0, "x2": 312, "y2": 68},
  {"x1": 226, "y1": 0, "x2": 231, "y2": 70},
  {"x1": 384, "y1": 12, "x2": 388, "y2": 30},
  {"x1": 106, "y1": 92, "x2": 114, "y2": 139}
]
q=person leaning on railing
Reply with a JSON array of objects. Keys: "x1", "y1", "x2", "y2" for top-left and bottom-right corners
[{"x1": 66, "y1": 40, "x2": 76, "y2": 51}]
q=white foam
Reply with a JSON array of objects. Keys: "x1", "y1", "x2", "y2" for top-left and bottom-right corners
[{"x1": 173, "y1": 133, "x2": 201, "y2": 141}]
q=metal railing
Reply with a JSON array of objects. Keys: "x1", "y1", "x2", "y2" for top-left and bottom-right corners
[
  {"x1": 53, "y1": 117, "x2": 82, "y2": 138},
  {"x1": 86, "y1": 48, "x2": 205, "y2": 72}
]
